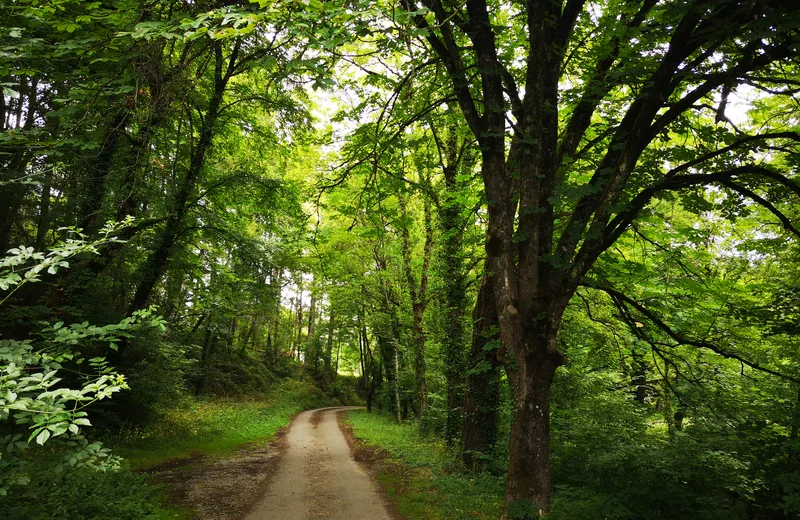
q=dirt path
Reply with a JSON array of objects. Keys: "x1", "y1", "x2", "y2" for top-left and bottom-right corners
[{"x1": 245, "y1": 407, "x2": 392, "y2": 520}]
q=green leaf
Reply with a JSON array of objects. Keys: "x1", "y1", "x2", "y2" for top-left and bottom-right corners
[{"x1": 35, "y1": 429, "x2": 51, "y2": 445}]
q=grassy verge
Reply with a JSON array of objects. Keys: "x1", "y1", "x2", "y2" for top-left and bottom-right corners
[
  {"x1": 114, "y1": 379, "x2": 334, "y2": 469},
  {"x1": 343, "y1": 410, "x2": 504, "y2": 520}
]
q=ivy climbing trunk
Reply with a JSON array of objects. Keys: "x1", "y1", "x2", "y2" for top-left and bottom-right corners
[
  {"x1": 399, "y1": 194, "x2": 432, "y2": 422},
  {"x1": 439, "y1": 149, "x2": 467, "y2": 446},
  {"x1": 461, "y1": 273, "x2": 502, "y2": 469}
]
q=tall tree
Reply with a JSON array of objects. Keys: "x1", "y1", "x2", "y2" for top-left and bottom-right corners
[{"x1": 394, "y1": 0, "x2": 800, "y2": 514}]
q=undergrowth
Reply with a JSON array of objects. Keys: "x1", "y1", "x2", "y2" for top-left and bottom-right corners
[{"x1": 0, "y1": 463, "x2": 187, "y2": 520}]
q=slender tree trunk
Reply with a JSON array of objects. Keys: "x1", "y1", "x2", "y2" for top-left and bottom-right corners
[
  {"x1": 197, "y1": 322, "x2": 216, "y2": 395},
  {"x1": 393, "y1": 344, "x2": 402, "y2": 422},
  {"x1": 307, "y1": 291, "x2": 317, "y2": 367},
  {"x1": 790, "y1": 385, "x2": 800, "y2": 465},
  {"x1": 356, "y1": 313, "x2": 365, "y2": 380},
  {"x1": 662, "y1": 362, "x2": 676, "y2": 435},
  {"x1": 377, "y1": 333, "x2": 400, "y2": 420},
  {"x1": 399, "y1": 195, "x2": 433, "y2": 422},
  {"x1": 367, "y1": 352, "x2": 379, "y2": 413},
  {"x1": 307, "y1": 291, "x2": 317, "y2": 339},
  {"x1": 361, "y1": 319, "x2": 372, "y2": 397},
  {"x1": 792, "y1": 385, "x2": 800, "y2": 442},
  {"x1": 241, "y1": 318, "x2": 256, "y2": 353},
  {"x1": 295, "y1": 294, "x2": 304, "y2": 361},
  {"x1": 335, "y1": 331, "x2": 342, "y2": 378},
  {"x1": 631, "y1": 345, "x2": 648, "y2": 403},
  {"x1": 462, "y1": 273, "x2": 502, "y2": 469},
  {"x1": 35, "y1": 173, "x2": 51, "y2": 250},
  {"x1": 190, "y1": 313, "x2": 207, "y2": 335},
  {"x1": 286, "y1": 305, "x2": 294, "y2": 357},
  {"x1": 326, "y1": 308, "x2": 335, "y2": 374}
]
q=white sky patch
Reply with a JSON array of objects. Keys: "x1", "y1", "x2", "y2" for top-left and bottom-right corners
[
  {"x1": 282, "y1": 270, "x2": 314, "y2": 308},
  {"x1": 721, "y1": 84, "x2": 758, "y2": 127}
]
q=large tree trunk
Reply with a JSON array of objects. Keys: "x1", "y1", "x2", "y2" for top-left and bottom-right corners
[
  {"x1": 440, "y1": 202, "x2": 467, "y2": 445},
  {"x1": 461, "y1": 273, "x2": 502, "y2": 469},
  {"x1": 437, "y1": 126, "x2": 469, "y2": 445},
  {"x1": 504, "y1": 349, "x2": 559, "y2": 518},
  {"x1": 77, "y1": 111, "x2": 129, "y2": 234}
]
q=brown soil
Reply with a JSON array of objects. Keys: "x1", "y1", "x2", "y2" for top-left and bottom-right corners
[{"x1": 144, "y1": 434, "x2": 287, "y2": 520}]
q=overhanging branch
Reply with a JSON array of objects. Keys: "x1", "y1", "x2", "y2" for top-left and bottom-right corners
[{"x1": 583, "y1": 283, "x2": 800, "y2": 384}]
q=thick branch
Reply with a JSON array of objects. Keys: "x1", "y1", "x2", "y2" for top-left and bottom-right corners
[
  {"x1": 602, "y1": 165, "x2": 800, "y2": 253},
  {"x1": 400, "y1": 0, "x2": 483, "y2": 136},
  {"x1": 557, "y1": 0, "x2": 657, "y2": 165},
  {"x1": 718, "y1": 180, "x2": 800, "y2": 239},
  {"x1": 586, "y1": 283, "x2": 800, "y2": 384}
]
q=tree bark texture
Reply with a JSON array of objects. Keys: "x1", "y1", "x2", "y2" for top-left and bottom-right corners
[
  {"x1": 462, "y1": 274, "x2": 502, "y2": 470},
  {"x1": 504, "y1": 349, "x2": 559, "y2": 517}
]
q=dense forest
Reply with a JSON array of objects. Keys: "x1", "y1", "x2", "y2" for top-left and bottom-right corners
[{"x1": 1, "y1": 0, "x2": 800, "y2": 519}]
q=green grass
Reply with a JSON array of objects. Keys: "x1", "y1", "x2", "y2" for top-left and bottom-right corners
[
  {"x1": 114, "y1": 379, "x2": 334, "y2": 468},
  {"x1": 344, "y1": 410, "x2": 504, "y2": 520}
]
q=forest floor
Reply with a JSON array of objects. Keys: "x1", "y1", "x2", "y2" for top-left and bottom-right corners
[
  {"x1": 145, "y1": 407, "x2": 395, "y2": 520},
  {"x1": 143, "y1": 435, "x2": 285, "y2": 519}
]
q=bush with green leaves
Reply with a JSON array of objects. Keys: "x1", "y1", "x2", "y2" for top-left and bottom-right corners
[
  {"x1": 0, "y1": 220, "x2": 165, "y2": 494},
  {"x1": 0, "y1": 460, "x2": 174, "y2": 520}
]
